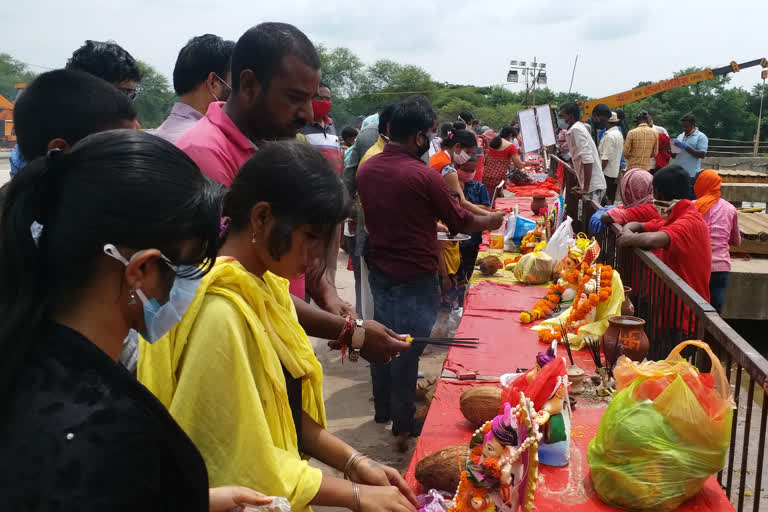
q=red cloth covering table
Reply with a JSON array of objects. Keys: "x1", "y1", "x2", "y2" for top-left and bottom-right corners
[{"x1": 404, "y1": 278, "x2": 734, "y2": 511}]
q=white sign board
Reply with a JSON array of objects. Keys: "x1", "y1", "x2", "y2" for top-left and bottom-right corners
[
  {"x1": 517, "y1": 108, "x2": 540, "y2": 153},
  {"x1": 536, "y1": 105, "x2": 557, "y2": 147}
]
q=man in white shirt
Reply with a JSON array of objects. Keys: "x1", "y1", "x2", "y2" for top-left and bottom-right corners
[
  {"x1": 559, "y1": 102, "x2": 606, "y2": 202},
  {"x1": 647, "y1": 109, "x2": 669, "y2": 170},
  {"x1": 599, "y1": 111, "x2": 624, "y2": 204}
]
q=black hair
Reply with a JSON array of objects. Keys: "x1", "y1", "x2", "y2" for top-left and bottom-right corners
[
  {"x1": 636, "y1": 110, "x2": 649, "y2": 123},
  {"x1": 680, "y1": 113, "x2": 696, "y2": 125},
  {"x1": 453, "y1": 121, "x2": 467, "y2": 131},
  {"x1": 389, "y1": 100, "x2": 437, "y2": 143},
  {"x1": 223, "y1": 141, "x2": 347, "y2": 266},
  {"x1": 0, "y1": 130, "x2": 220, "y2": 397},
  {"x1": 438, "y1": 122, "x2": 452, "y2": 139},
  {"x1": 490, "y1": 125, "x2": 519, "y2": 150},
  {"x1": 14, "y1": 70, "x2": 137, "y2": 162},
  {"x1": 231, "y1": 22, "x2": 320, "y2": 91},
  {"x1": 652, "y1": 164, "x2": 691, "y2": 200},
  {"x1": 341, "y1": 125, "x2": 358, "y2": 140},
  {"x1": 172, "y1": 34, "x2": 236, "y2": 96},
  {"x1": 458, "y1": 110, "x2": 474, "y2": 124},
  {"x1": 319, "y1": 82, "x2": 331, "y2": 92},
  {"x1": 592, "y1": 103, "x2": 611, "y2": 119},
  {"x1": 443, "y1": 128, "x2": 477, "y2": 150},
  {"x1": 65, "y1": 40, "x2": 142, "y2": 84},
  {"x1": 560, "y1": 102, "x2": 581, "y2": 121},
  {"x1": 378, "y1": 103, "x2": 398, "y2": 137}
]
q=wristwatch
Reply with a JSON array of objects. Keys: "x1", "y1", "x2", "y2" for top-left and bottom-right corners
[{"x1": 349, "y1": 319, "x2": 365, "y2": 362}]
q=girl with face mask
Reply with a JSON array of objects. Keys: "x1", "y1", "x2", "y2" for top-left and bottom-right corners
[
  {"x1": 0, "y1": 130, "x2": 270, "y2": 511},
  {"x1": 484, "y1": 125, "x2": 526, "y2": 196},
  {"x1": 139, "y1": 141, "x2": 419, "y2": 512}
]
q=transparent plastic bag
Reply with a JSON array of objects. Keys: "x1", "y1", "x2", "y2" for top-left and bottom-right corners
[
  {"x1": 512, "y1": 251, "x2": 553, "y2": 285},
  {"x1": 542, "y1": 216, "x2": 573, "y2": 263},
  {"x1": 588, "y1": 341, "x2": 734, "y2": 511}
]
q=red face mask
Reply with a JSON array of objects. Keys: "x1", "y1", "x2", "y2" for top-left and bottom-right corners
[{"x1": 312, "y1": 100, "x2": 332, "y2": 119}]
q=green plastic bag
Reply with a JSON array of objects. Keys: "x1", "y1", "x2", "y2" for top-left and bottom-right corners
[{"x1": 588, "y1": 341, "x2": 733, "y2": 511}]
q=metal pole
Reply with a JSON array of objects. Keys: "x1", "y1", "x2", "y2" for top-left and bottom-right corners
[
  {"x1": 568, "y1": 53, "x2": 579, "y2": 97},
  {"x1": 756, "y1": 78, "x2": 765, "y2": 156}
]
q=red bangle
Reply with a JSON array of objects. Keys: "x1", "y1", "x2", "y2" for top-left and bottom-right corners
[{"x1": 338, "y1": 316, "x2": 355, "y2": 363}]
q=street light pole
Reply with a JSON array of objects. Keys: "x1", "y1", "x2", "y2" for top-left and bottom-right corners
[{"x1": 756, "y1": 77, "x2": 765, "y2": 156}]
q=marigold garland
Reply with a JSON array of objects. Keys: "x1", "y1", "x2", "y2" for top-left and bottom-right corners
[{"x1": 520, "y1": 283, "x2": 565, "y2": 323}]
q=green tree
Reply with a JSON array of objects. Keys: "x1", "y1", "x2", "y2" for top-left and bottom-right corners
[
  {"x1": 0, "y1": 53, "x2": 37, "y2": 101},
  {"x1": 316, "y1": 44, "x2": 365, "y2": 97},
  {"x1": 133, "y1": 61, "x2": 175, "y2": 128}
]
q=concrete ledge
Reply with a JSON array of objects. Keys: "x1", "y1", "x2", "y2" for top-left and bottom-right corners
[
  {"x1": 722, "y1": 257, "x2": 768, "y2": 320},
  {"x1": 721, "y1": 183, "x2": 768, "y2": 203}
]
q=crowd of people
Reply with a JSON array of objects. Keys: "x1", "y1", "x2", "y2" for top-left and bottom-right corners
[{"x1": 0, "y1": 18, "x2": 742, "y2": 511}]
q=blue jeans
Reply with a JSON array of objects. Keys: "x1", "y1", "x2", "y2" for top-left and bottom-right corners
[
  {"x1": 368, "y1": 265, "x2": 440, "y2": 436},
  {"x1": 710, "y1": 271, "x2": 730, "y2": 313}
]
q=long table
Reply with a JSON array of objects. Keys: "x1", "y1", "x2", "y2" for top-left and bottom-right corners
[{"x1": 404, "y1": 198, "x2": 735, "y2": 511}]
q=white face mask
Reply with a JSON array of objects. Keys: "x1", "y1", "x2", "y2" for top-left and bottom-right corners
[
  {"x1": 653, "y1": 199, "x2": 679, "y2": 220},
  {"x1": 103, "y1": 244, "x2": 201, "y2": 343},
  {"x1": 454, "y1": 150, "x2": 471, "y2": 166}
]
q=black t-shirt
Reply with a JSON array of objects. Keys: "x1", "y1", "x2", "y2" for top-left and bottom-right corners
[{"x1": 0, "y1": 322, "x2": 209, "y2": 511}]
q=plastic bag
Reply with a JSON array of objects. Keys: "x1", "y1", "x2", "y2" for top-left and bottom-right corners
[
  {"x1": 505, "y1": 214, "x2": 536, "y2": 246},
  {"x1": 588, "y1": 341, "x2": 734, "y2": 512},
  {"x1": 542, "y1": 216, "x2": 573, "y2": 263},
  {"x1": 512, "y1": 251, "x2": 553, "y2": 285}
]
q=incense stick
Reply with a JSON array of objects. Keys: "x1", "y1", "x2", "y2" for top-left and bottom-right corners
[
  {"x1": 584, "y1": 336, "x2": 603, "y2": 369},
  {"x1": 559, "y1": 320, "x2": 574, "y2": 366}
]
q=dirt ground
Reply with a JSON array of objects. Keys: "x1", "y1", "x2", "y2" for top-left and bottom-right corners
[{"x1": 308, "y1": 252, "x2": 452, "y2": 512}]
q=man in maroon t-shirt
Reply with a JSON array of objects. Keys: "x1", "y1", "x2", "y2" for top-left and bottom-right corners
[
  {"x1": 357, "y1": 99, "x2": 505, "y2": 451},
  {"x1": 617, "y1": 164, "x2": 712, "y2": 302}
]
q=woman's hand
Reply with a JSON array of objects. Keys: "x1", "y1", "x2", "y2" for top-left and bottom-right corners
[
  {"x1": 349, "y1": 458, "x2": 419, "y2": 508},
  {"x1": 209, "y1": 486, "x2": 272, "y2": 512},
  {"x1": 359, "y1": 321, "x2": 412, "y2": 363},
  {"x1": 358, "y1": 484, "x2": 418, "y2": 512}
]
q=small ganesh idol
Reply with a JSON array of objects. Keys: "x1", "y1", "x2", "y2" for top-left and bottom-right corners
[
  {"x1": 501, "y1": 344, "x2": 571, "y2": 467},
  {"x1": 449, "y1": 396, "x2": 541, "y2": 512}
]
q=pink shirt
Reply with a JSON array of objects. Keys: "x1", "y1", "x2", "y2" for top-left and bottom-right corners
[
  {"x1": 176, "y1": 101, "x2": 254, "y2": 186},
  {"x1": 703, "y1": 198, "x2": 741, "y2": 272},
  {"x1": 175, "y1": 101, "x2": 307, "y2": 296}
]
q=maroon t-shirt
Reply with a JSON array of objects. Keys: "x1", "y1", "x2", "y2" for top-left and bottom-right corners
[{"x1": 357, "y1": 143, "x2": 474, "y2": 280}]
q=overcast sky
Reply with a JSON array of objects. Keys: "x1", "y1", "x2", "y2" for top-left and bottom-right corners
[{"x1": 3, "y1": 0, "x2": 766, "y2": 99}]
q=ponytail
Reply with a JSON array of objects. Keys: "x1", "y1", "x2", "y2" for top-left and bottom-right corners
[
  {"x1": 490, "y1": 125, "x2": 519, "y2": 150},
  {"x1": 443, "y1": 128, "x2": 477, "y2": 150}
]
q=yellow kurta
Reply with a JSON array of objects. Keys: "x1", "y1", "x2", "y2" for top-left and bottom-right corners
[{"x1": 138, "y1": 257, "x2": 325, "y2": 511}]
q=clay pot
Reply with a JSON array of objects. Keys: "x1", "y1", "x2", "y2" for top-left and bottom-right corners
[
  {"x1": 567, "y1": 364, "x2": 585, "y2": 395},
  {"x1": 531, "y1": 195, "x2": 548, "y2": 216},
  {"x1": 602, "y1": 316, "x2": 650, "y2": 365},
  {"x1": 621, "y1": 286, "x2": 635, "y2": 316}
]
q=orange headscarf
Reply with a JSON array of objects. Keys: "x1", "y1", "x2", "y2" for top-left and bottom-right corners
[{"x1": 694, "y1": 169, "x2": 721, "y2": 215}]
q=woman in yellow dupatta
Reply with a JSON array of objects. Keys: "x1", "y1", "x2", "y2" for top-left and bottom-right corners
[{"x1": 139, "y1": 141, "x2": 417, "y2": 512}]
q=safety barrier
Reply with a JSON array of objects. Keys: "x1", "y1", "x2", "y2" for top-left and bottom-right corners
[{"x1": 567, "y1": 191, "x2": 768, "y2": 512}]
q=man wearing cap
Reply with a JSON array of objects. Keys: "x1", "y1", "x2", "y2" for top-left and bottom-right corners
[
  {"x1": 623, "y1": 111, "x2": 659, "y2": 171},
  {"x1": 598, "y1": 112, "x2": 624, "y2": 203}
]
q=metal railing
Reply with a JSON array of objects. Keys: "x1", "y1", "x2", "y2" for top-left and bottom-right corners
[
  {"x1": 569, "y1": 191, "x2": 768, "y2": 512},
  {"x1": 708, "y1": 137, "x2": 768, "y2": 157}
]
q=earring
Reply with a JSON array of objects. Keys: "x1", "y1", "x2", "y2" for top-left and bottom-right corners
[
  {"x1": 251, "y1": 232, "x2": 257, "y2": 244},
  {"x1": 128, "y1": 290, "x2": 137, "y2": 305}
]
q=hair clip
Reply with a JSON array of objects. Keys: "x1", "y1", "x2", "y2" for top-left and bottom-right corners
[
  {"x1": 448, "y1": 132, "x2": 454, "y2": 140},
  {"x1": 219, "y1": 216, "x2": 231, "y2": 239}
]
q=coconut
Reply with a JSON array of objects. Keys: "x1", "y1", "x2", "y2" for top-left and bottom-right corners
[
  {"x1": 478, "y1": 255, "x2": 503, "y2": 276},
  {"x1": 415, "y1": 445, "x2": 470, "y2": 492},
  {"x1": 459, "y1": 385, "x2": 502, "y2": 428}
]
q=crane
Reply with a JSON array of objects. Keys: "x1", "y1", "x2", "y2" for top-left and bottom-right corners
[
  {"x1": 579, "y1": 58, "x2": 768, "y2": 120},
  {"x1": 0, "y1": 83, "x2": 27, "y2": 148}
]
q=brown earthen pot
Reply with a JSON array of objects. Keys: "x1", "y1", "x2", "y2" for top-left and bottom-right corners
[
  {"x1": 531, "y1": 195, "x2": 548, "y2": 216},
  {"x1": 602, "y1": 315, "x2": 650, "y2": 365},
  {"x1": 621, "y1": 286, "x2": 635, "y2": 316}
]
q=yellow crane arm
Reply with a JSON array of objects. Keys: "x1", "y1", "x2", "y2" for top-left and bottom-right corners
[
  {"x1": 0, "y1": 94, "x2": 15, "y2": 111},
  {"x1": 579, "y1": 58, "x2": 767, "y2": 120}
]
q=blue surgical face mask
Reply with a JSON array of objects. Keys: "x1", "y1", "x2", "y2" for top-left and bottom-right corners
[
  {"x1": 103, "y1": 244, "x2": 201, "y2": 343},
  {"x1": 557, "y1": 118, "x2": 569, "y2": 130}
]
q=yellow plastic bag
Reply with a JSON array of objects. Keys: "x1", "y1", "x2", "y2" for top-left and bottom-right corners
[
  {"x1": 588, "y1": 341, "x2": 734, "y2": 511},
  {"x1": 512, "y1": 250, "x2": 553, "y2": 285}
]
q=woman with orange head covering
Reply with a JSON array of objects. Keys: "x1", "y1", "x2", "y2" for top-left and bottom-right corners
[{"x1": 694, "y1": 169, "x2": 741, "y2": 312}]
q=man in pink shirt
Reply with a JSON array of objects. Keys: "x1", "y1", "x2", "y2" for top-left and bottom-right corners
[
  {"x1": 694, "y1": 169, "x2": 741, "y2": 312},
  {"x1": 175, "y1": 23, "x2": 410, "y2": 362}
]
